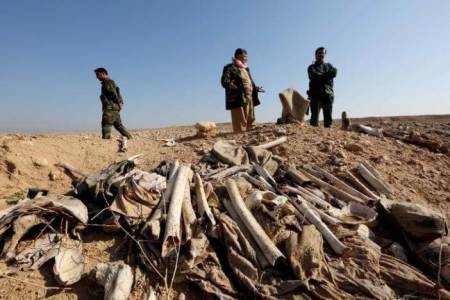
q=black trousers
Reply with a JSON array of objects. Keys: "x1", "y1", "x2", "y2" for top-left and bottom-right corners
[{"x1": 309, "y1": 96, "x2": 333, "y2": 128}]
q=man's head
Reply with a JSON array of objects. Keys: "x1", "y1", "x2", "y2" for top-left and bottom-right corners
[
  {"x1": 315, "y1": 47, "x2": 326, "y2": 63},
  {"x1": 94, "y1": 67, "x2": 109, "y2": 81},
  {"x1": 234, "y1": 48, "x2": 248, "y2": 64}
]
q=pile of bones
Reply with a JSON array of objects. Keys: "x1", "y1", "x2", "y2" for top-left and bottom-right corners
[{"x1": 0, "y1": 136, "x2": 449, "y2": 300}]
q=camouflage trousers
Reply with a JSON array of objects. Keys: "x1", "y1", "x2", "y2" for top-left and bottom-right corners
[{"x1": 101, "y1": 110, "x2": 132, "y2": 139}]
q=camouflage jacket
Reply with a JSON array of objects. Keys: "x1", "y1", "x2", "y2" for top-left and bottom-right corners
[
  {"x1": 221, "y1": 63, "x2": 261, "y2": 110},
  {"x1": 100, "y1": 79, "x2": 123, "y2": 112},
  {"x1": 307, "y1": 62, "x2": 337, "y2": 99}
]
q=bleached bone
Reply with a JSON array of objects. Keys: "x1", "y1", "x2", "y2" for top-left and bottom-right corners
[
  {"x1": 345, "y1": 170, "x2": 379, "y2": 199},
  {"x1": 53, "y1": 240, "x2": 84, "y2": 286},
  {"x1": 141, "y1": 161, "x2": 179, "y2": 239},
  {"x1": 225, "y1": 178, "x2": 285, "y2": 266},
  {"x1": 252, "y1": 162, "x2": 277, "y2": 187},
  {"x1": 308, "y1": 204, "x2": 341, "y2": 226},
  {"x1": 358, "y1": 163, "x2": 392, "y2": 198},
  {"x1": 294, "y1": 196, "x2": 348, "y2": 255},
  {"x1": 222, "y1": 199, "x2": 270, "y2": 269},
  {"x1": 357, "y1": 124, "x2": 383, "y2": 137},
  {"x1": 361, "y1": 160, "x2": 393, "y2": 196},
  {"x1": 194, "y1": 173, "x2": 216, "y2": 226},
  {"x1": 299, "y1": 168, "x2": 366, "y2": 204},
  {"x1": 207, "y1": 165, "x2": 252, "y2": 181},
  {"x1": 305, "y1": 187, "x2": 326, "y2": 199},
  {"x1": 286, "y1": 165, "x2": 311, "y2": 185},
  {"x1": 254, "y1": 136, "x2": 287, "y2": 149},
  {"x1": 283, "y1": 185, "x2": 331, "y2": 210},
  {"x1": 182, "y1": 169, "x2": 196, "y2": 241},
  {"x1": 289, "y1": 195, "x2": 340, "y2": 225},
  {"x1": 3, "y1": 214, "x2": 47, "y2": 261},
  {"x1": 309, "y1": 165, "x2": 374, "y2": 204},
  {"x1": 161, "y1": 165, "x2": 190, "y2": 257},
  {"x1": 55, "y1": 162, "x2": 86, "y2": 180},
  {"x1": 257, "y1": 175, "x2": 277, "y2": 192},
  {"x1": 328, "y1": 202, "x2": 378, "y2": 225},
  {"x1": 95, "y1": 261, "x2": 133, "y2": 300},
  {"x1": 238, "y1": 172, "x2": 272, "y2": 191}
]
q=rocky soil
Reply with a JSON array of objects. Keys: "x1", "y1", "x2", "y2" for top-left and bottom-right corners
[{"x1": 0, "y1": 115, "x2": 449, "y2": 299}]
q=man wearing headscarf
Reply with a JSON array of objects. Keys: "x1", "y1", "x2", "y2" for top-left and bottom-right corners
[{"x1": 221, "y1": 48, "x2": 262, "y2": 132}]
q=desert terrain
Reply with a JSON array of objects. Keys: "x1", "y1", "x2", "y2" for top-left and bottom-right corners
[{"x1": 0, "y1": 114, "x2": 449, "y2": 299}]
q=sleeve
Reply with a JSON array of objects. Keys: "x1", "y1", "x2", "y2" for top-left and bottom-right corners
[
  {"x1": 308, "y1": 65, "x2": 325, "y2": 82},
  {"x1": 325, "y1": 64, "x2": 337, "y2": 79},
  {"x1": 221, "y1": 65, "x2": 231, "y2": 89}
]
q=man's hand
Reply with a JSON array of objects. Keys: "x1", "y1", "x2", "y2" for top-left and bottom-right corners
[{"x1": 229, "y1": 80, "x2": 238, "y2": 90}]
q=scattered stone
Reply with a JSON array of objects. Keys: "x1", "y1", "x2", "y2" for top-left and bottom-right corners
[
  {"x1": 1, "y1": 143, "x2": 11, "y2": 152},
  {"x1": 371, "y1": 155, "x2": 389, "y2": 164},
  {"x1": 33, "y1": 157, "x2": 49, "y2": 167},
  {"x1": 394, "y1": 160, "x2": 402, "y2": 166},
  {"x1": 5, "y1": 159, "x2": 17, "y2": 173},
  {"x1": 344, "y1": 143, "x2": 364, "y2": 153},
  {"x1": 336, "y1": 165, "x2": 347, "y2": 172},
  {"x1": 48, "y1": 170, "x2": 62, "y2": 181},
  {"x1": 195, "y1": 122, "x2": 217, "y2": 138},
  {"x1": 329, "y1": 155, "x2": 345, "y2": 166},
  {"x1": 336, "y1": 150, "x2": 347, "y2": 159},
  {"x1": 274, "y1": 127, "x2": 287, "y2": 136}
]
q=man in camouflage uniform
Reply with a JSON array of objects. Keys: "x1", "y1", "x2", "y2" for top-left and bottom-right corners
[
  {"x1": 221, "y1": 48, "x2": 262, "y2": 133},
  {"x1": 94, "y1": 68, "x2": 132, "y2": 139},
  {"x1": 307, "y1": 47, "x2": 337, "y2": 128}
]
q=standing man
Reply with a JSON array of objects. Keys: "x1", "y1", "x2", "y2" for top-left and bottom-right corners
[
  {"x1": 94, "y1": 68, "x2": 132, "y2": 139},
  {"x1": 221, "y1": 48, "x2": 262, "y2": 133},
  {"x1": 307, "y1": 47, "x2": 337, "y2": 128}
]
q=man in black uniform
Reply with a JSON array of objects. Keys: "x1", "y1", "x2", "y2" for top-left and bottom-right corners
[{"x1": 307, "y1": 47, "x2": 337, "y2": 128}]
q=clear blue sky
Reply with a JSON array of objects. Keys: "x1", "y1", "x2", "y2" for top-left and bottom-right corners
[{"x1": 1, "y1": 1, "x2": 449, "y2": 133}]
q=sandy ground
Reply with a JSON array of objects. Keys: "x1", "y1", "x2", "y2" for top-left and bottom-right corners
[{"x1": 0, "y1": 115, "x2": 449, "y2": 299}]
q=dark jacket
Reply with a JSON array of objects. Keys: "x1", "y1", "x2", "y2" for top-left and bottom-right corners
[
  {"x1": 100, "y1": 79, "x2": 123, "y2": 112},
  {"x1": 307, "y1": 62, "x2": 337, "y2": 100},
  {"x1": 221, "y1": 63, "x2": 261, "y2": 110}
]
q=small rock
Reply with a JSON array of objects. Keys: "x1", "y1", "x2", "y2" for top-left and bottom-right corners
[
  {"x1": 197, "y1": 147, "x2": 209, "y2": 155},
  {"x1": 336, "y1": 166, "x2": 347, "y2": 172},
  {"x1": 372, "y1": 155, "x2": 389, "y2": 164},
  {"x1": 336, "y1": 150, "x2": 347, "y2": 159},
  {"x1": 329, "y1": 156, "x2": 345, "y2": 166},
  {"x1": 195, "y1": 122, "x2": 217, "y2": 138},
  {"x1": 344, "y1": 143, "x2": 364, "y2": 153},
  {"x1": 394, "y1": 160, "x2": 402, "y2": 166},
  {"x1": 274, "y1": 127, "x2": 287, "y2": 136},
  {"x1": 48, "y1": 170, "x2": 62, "y2": 181},
  {"x1": 1, "y1": 143, "x2": 11, "y2": 152},
  {"x1": 33, "y1": 157, "x2": 48, "y2": 167},
  {"x1": 5, "y1": 159, "x2": 17, "y2": 173}
]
